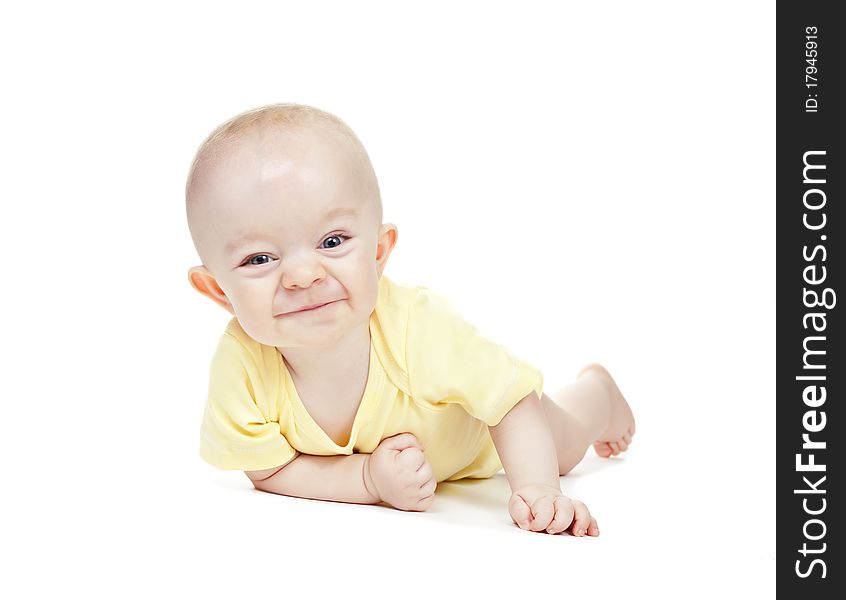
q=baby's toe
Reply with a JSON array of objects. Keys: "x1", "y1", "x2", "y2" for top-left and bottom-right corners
[{"x1": 593, "y1": 441, "x2": 613, "y2": 458}]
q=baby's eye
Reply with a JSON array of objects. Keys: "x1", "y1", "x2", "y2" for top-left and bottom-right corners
[
  {"x1": 246, "y1": 254, "x2": 274, "y2": 266},
  {"x1": 321, "y1": 234, "x2": 349, "y2": 249}
]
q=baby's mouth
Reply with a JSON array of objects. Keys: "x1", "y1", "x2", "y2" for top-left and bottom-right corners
[{"x1": 278, "y1": 300, "x2": 336, "y2": 316}]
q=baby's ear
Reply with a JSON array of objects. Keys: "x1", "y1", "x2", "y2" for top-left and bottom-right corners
[
  {"x1": 376, "y1": 223, "x2": 398, "y2": 276},
  {"x1": 187, "y1": 266, "x2": 235, "y2": 315}
]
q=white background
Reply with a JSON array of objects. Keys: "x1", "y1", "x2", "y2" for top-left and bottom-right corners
[{"x1": 2, "y1": 1, "x2": 774, "y2": 597}]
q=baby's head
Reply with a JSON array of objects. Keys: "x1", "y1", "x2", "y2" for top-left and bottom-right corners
[{"x1": 186, "y1": 103, "x2": 398, "y2": 349}]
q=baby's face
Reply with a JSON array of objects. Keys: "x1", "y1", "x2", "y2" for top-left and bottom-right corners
[{"x1": 188, "y1": 125, "x2": 392, "y2": 349}]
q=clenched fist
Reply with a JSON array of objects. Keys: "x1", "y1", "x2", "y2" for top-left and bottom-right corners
[
  {"x1": 364, "y1": 432, "x2": 437, "y2": 511},
  {"x1": 508, "y1": 483, "x2": 599, "y2": 536}
]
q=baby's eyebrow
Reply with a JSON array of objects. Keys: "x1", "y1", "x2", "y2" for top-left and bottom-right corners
[
  {"x1": 225, "y1": 206, "x2": 358, "y2": 255},
  {"x1": 225, "y1": 235, "x2": 269, "y2": 256},
  {"x1": 321, "y1": 206, "x2": 358, "y2": 221}
]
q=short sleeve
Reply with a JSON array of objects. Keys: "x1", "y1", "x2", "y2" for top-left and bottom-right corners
[
  {"x1": 199, "y1": 332, "x2": 298, "y2": 471},
  {"x1": 405, "y1": 288, "x2": 544, "y2": 427}
]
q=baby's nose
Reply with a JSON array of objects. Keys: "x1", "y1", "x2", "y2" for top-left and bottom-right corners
[{"x1": 281, "y1": 255, "x2": 326, "y2": 289}]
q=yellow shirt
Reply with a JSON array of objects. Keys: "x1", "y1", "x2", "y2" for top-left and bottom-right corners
[{"x1": 199, "y1": 274, "x2": 544, "y2": 482}]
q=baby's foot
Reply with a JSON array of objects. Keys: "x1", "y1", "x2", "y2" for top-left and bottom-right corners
[{"x1": 577, "y1": 363, "x2": 636, "y2": 458}]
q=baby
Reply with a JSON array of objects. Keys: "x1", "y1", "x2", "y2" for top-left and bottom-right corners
[{"x1": 186, "y1": 103, "x2": 635, "y2": 536}]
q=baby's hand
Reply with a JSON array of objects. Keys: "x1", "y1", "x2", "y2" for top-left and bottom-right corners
[
  {"x1": 365, "y1": 433, "x2": 437, "y2": 512},
  {"x1": 508, "y1": 484, "x2": 599, "y2": 536}
]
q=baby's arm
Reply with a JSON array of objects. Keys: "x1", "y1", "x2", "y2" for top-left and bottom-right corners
[
  {"x1": 247, "y1": 452, "x2": 381, "y2": 505},
  {"x1": 489, "y1": 392, "x2": 596, "y2": 535},
  {"x1": 489, "y1": 391, "x2": 560, "y2": 490},
  {"x1": 246, "y1": 432, "x2": 435, "y2": 510}
]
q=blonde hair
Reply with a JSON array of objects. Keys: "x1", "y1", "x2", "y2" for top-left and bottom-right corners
[{"x1": 185, "y1": 103, "x2": 381, "y2": 219}]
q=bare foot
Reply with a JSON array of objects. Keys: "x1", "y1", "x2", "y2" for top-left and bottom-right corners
[{"x1": 577, "y1": 363, "x2": 636, "y2": 458}]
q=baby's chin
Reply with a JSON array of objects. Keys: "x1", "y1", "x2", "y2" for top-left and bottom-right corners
[
  {"x1": 248, "y1": 320, "x2": 359, "y2": 350},
  {"x1": 272, "y1": 330, "x2": 347, "y2": 350}
]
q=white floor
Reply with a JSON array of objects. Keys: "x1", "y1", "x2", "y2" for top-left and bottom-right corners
[
  {"x1": 4, "y1": 351, "x2": 775, "y2": 600},
  {"x1": 176, "y1": 417, "x2": 775, "y2": 598}
]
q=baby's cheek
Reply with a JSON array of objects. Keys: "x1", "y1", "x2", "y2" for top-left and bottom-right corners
[
  {"x1": 232, "y1": 305, "x2": 277, "y2": 346},
  {"x1": 239, "y1": 319, "x2": 271, "y2": 345}
]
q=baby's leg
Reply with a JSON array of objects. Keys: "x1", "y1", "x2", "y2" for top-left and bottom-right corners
[{"x1": 541, "y1": 363, "x2": 636, "y2": 475}]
